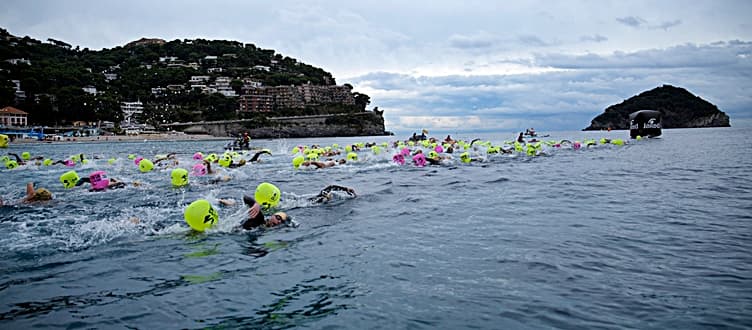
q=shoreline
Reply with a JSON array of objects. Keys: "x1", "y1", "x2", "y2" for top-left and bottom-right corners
[{"x1": 9, "y1": 133, "x2": 229, "y2": 145}]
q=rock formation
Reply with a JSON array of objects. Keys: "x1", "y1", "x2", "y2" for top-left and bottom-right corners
[{"x1": 584, "y1": 85, "x2": 730, "y2": 130}]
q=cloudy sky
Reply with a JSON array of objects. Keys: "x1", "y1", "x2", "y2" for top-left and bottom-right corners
[{"x1": 2, "y1": 0, "x2": 751, "y2": 133}]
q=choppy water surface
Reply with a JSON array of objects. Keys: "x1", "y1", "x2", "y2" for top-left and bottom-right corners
[{"x1": 1, "y1": 128, "x2": 751, "y2": 329}]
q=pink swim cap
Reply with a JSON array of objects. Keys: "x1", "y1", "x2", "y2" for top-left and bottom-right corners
[
  {"x1": 64, "y1": 160, "x2": 75, "y2": 167},
  {"x1": 434, "y1": 145, "x2": 444, "y2": 153},
  {"x1": 573, "y1": 142, "x2": 582, "y2": 150},
  {"x1": 392, "y1": 153, "x2": 405, "y2": 165},
  {"x1": 412, "y1": 153, "x2": 426, "y2": 167},
  {"x1": 191, "y1": 163, "x2": 207, "y2": 176},
  {"x1": 89, "y1": 170, "x2": 110, "y2": 191},
  {"x1": 400, "y1": 147, "x2": 410, "y2": 156},
  {"x1": 193, "y1": 152, "x2": 203, "y2": 160},
  {"x1": 134, "y1": 157, "x2": 144, "y2": 165}
]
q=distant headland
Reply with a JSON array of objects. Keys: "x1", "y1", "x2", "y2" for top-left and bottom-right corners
[
  {"x1": 0, "y1": 28, "x2": 389, "y2": 138},
  {"x1": 584, "y1": 85, "x2": 730, "y2": 131}
]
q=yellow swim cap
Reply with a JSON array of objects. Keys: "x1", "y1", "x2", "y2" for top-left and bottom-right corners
[
  {"x1": 184, "y1": 199, "x2": 218, "y2": 232},
  {"x1": 139, "y1": 159, "x2": 154, "y2": 172},
  {"x1": 292, "y1": 155, "x2": 305, "y2": 168},
  {"x1": 255, "y1": 182, "x2": 281, "y2": 209},
  {"x1": 171, "y1": 168, "x2": 189, "y2": 187},
  {"x1": 60, "y1": 170, "x2": 80, "y2": 189}
]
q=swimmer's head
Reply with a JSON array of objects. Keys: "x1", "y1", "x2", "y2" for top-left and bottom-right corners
[
  {"x1": 191, "y1": 163, "x2": 207, "y2": 176},
  {"x1": 338, "y1": 159, "x2": 346, "y2": 165},
  {"x1": 33, "y1": 188, "x2": 52, "y2": 201},
  {"x1": 89, "y1": 171, "x2": 110, "y2": 191},
  {"x1": 266, "y1": 212, "x2": 290, "y2": 227}
]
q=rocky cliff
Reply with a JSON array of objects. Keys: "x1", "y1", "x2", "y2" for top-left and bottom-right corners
[
  {"x1": 248, "y1": 111, "x2": 389, "y2": 138},
  {"x1": 183, "y1": 111, "x2": 390, "y2": 138},
  {"x1": 584, "y1": 85, "x2": 730, "y2": 130}
]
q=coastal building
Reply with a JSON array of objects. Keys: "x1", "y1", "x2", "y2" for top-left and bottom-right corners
[
  {"x1": 189, "y1": 76, "x2": 210, "y2": 83},
  {"x1": 10, "y1": 80, "x2": 26, "y2": 102},
  {"x1": 0, "y1": 106, "x2": 28, "y2": 127},
  {"x1": 5, "y1": 58, "x2": 31, "y2": 65},
  {"x1": 103, "y1": 73, "x2": 118, "y2": 81},
  {"x1": 159, "y1": 56, "x2": 179, "y2": 63},
  {"x1": 120, "y1": 101, "x2": 144, "y2": 124},
  {"x1": 151, "y1": 87, "x2": 167, "y2": 96},
  {"x1": 83, "y1": 85, "x2": 97, "y2": 94},
  {"x1": 238, "y1": 92, "x2": 273, "y2": 112},
  {"x1": 237, "y1": 84, "x2": 355, "y2": 112}
]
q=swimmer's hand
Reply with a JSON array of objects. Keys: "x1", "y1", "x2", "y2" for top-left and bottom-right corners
[
  {"x1": 346, "y1": 188, "x2": 357, "y2": 196},
  {"x1": 247, "y1": 201, "x2": 261, "y2": 219},
  {"x1": 218, "y1": 199, "x2": 235, "y2": 206}
]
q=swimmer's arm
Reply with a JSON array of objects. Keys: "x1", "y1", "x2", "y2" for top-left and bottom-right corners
[
  {"x1": 218, "y1": 199, "x2": 236, "y2": 206},
  {"x1": 75, "y1": 177, "x2": 90, "y2": 186},
  {"x1": 319, "y1": 185, "x2": 357, "y2": 197},
  {"x1": 249, "y1": 150, "x2": 271, "y2": 162},
  {"x1": 242, "y1": 195, "x2": 262, "y2": 218},
  {"x1": 203, "y1": 160, "x2": 215, "y2": 174},
  {"x1": 26, "y1": 182, "x2": 34, "y2": 197},
  {"x1": 8, "y1": 153, "x2": 21, "y2": 162}
]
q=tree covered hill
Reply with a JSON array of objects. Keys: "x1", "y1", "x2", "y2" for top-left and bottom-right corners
[
  {"x1": 584, "y1": 85, "x2": 730, "y2": 130},
  {"x1": 0, "y1": 27, "x2": 368, "y2": 127}
]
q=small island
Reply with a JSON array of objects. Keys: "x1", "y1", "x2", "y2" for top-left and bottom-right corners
[{"x1": 584, "y1": 85, "x2": 730, "y2": 130}]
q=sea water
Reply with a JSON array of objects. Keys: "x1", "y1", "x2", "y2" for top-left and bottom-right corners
[{"x1": 0, "y1": 128, "x2": 750, "y2": 329}]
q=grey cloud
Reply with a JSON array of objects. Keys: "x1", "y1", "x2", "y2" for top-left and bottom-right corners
[
  {"x1": 518, "y1": 35, "x2": 549, "y2": 47},
  {"x1": 616, "y1": 16, "x2": 682, "y2": 31},
  {"x1": 616, "y1": 16, "x2": 646, "y2": 28},
  {"x1": 448, "y1": 33, "x2": 496, "y2": 49},
  {"x1": 534, "y1": 41, "x2": 752, "y2": 69},
  {"x1": 350, "y1": 42, "x2": 752, "y2": 132},
  {"x1": 653, "y1": 19, "x2": 682, "y2": 31},
  {"x1": 580, "y1": 34, "x2": 608, "y2": 43}
]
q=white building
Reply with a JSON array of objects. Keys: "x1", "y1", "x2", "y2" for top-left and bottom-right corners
[
  {"x1": 120, "y1": 101, "x2": 144, "y2": 124},
  {"x1": 159, "y1": 56, "x2": 179, "y2": 62},
  {"x1": 104, "y1": 73, "x2": 118, "y2": 81},
  {"x1": 190, "y1": 75, "x2": 210, "y2": 83},
  {"x1": 0, "y1": 106, "x2": 28, "y2": 126},
  {"x1": 6, "y1": 58, "x2": 31, "y2": 65},
  {"x1": 82, "y1": 85, "x2": 97, "y2": 94}
]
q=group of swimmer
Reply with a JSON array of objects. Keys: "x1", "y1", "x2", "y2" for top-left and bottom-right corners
[
  {"x1": 2, "y1": 130, "x2": 637, "y2": 230},
  {"x1": 1, "y1": 148, "x2": 357, "y2": 232}
]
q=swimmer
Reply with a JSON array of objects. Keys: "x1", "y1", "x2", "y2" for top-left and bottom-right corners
[
  {"x1": 7, "y1": 152, "x2": 43, "y2": 165},
  {"x1": 201, "y1": 160, "x2": 232, "y2": 183},
  {"x1": 154, "y1": 153, "x2": 179, "y2": 167},
  {"x1": 301, "y1": 159, "x2": 346, "y2": 169},
  {"x1": 310, "y1": 184, "x2": 357, "y2": 203},
  {"x1": 237, "y1": 195, "x2": 292, "y2": 229},
  {"x1": 51, "y1": 153, "x2": 86, "y2": 166},
  {"x1": 75, "y1": 173, "x2": 128, "y2": 191},
  {"x1": 227, "y1": 184, "x2": 356, "y2": 229},
  {"x1": 0, "y1": 182, "x2": 53, "y2": 206},
  {"x1": 517, "y1": 133, "x2": 524, "y2": 143},
  {"x1": 247, "y1": 149, "x2": 272, "y2": 163}
]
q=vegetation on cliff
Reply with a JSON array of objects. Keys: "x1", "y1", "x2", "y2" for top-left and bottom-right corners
[
  {"x1": 585, "y1": 85, "x2": 730, "y2": 130},
  {"x1": 0, "y1": 27, "x2": 373, "y2": 128}
]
